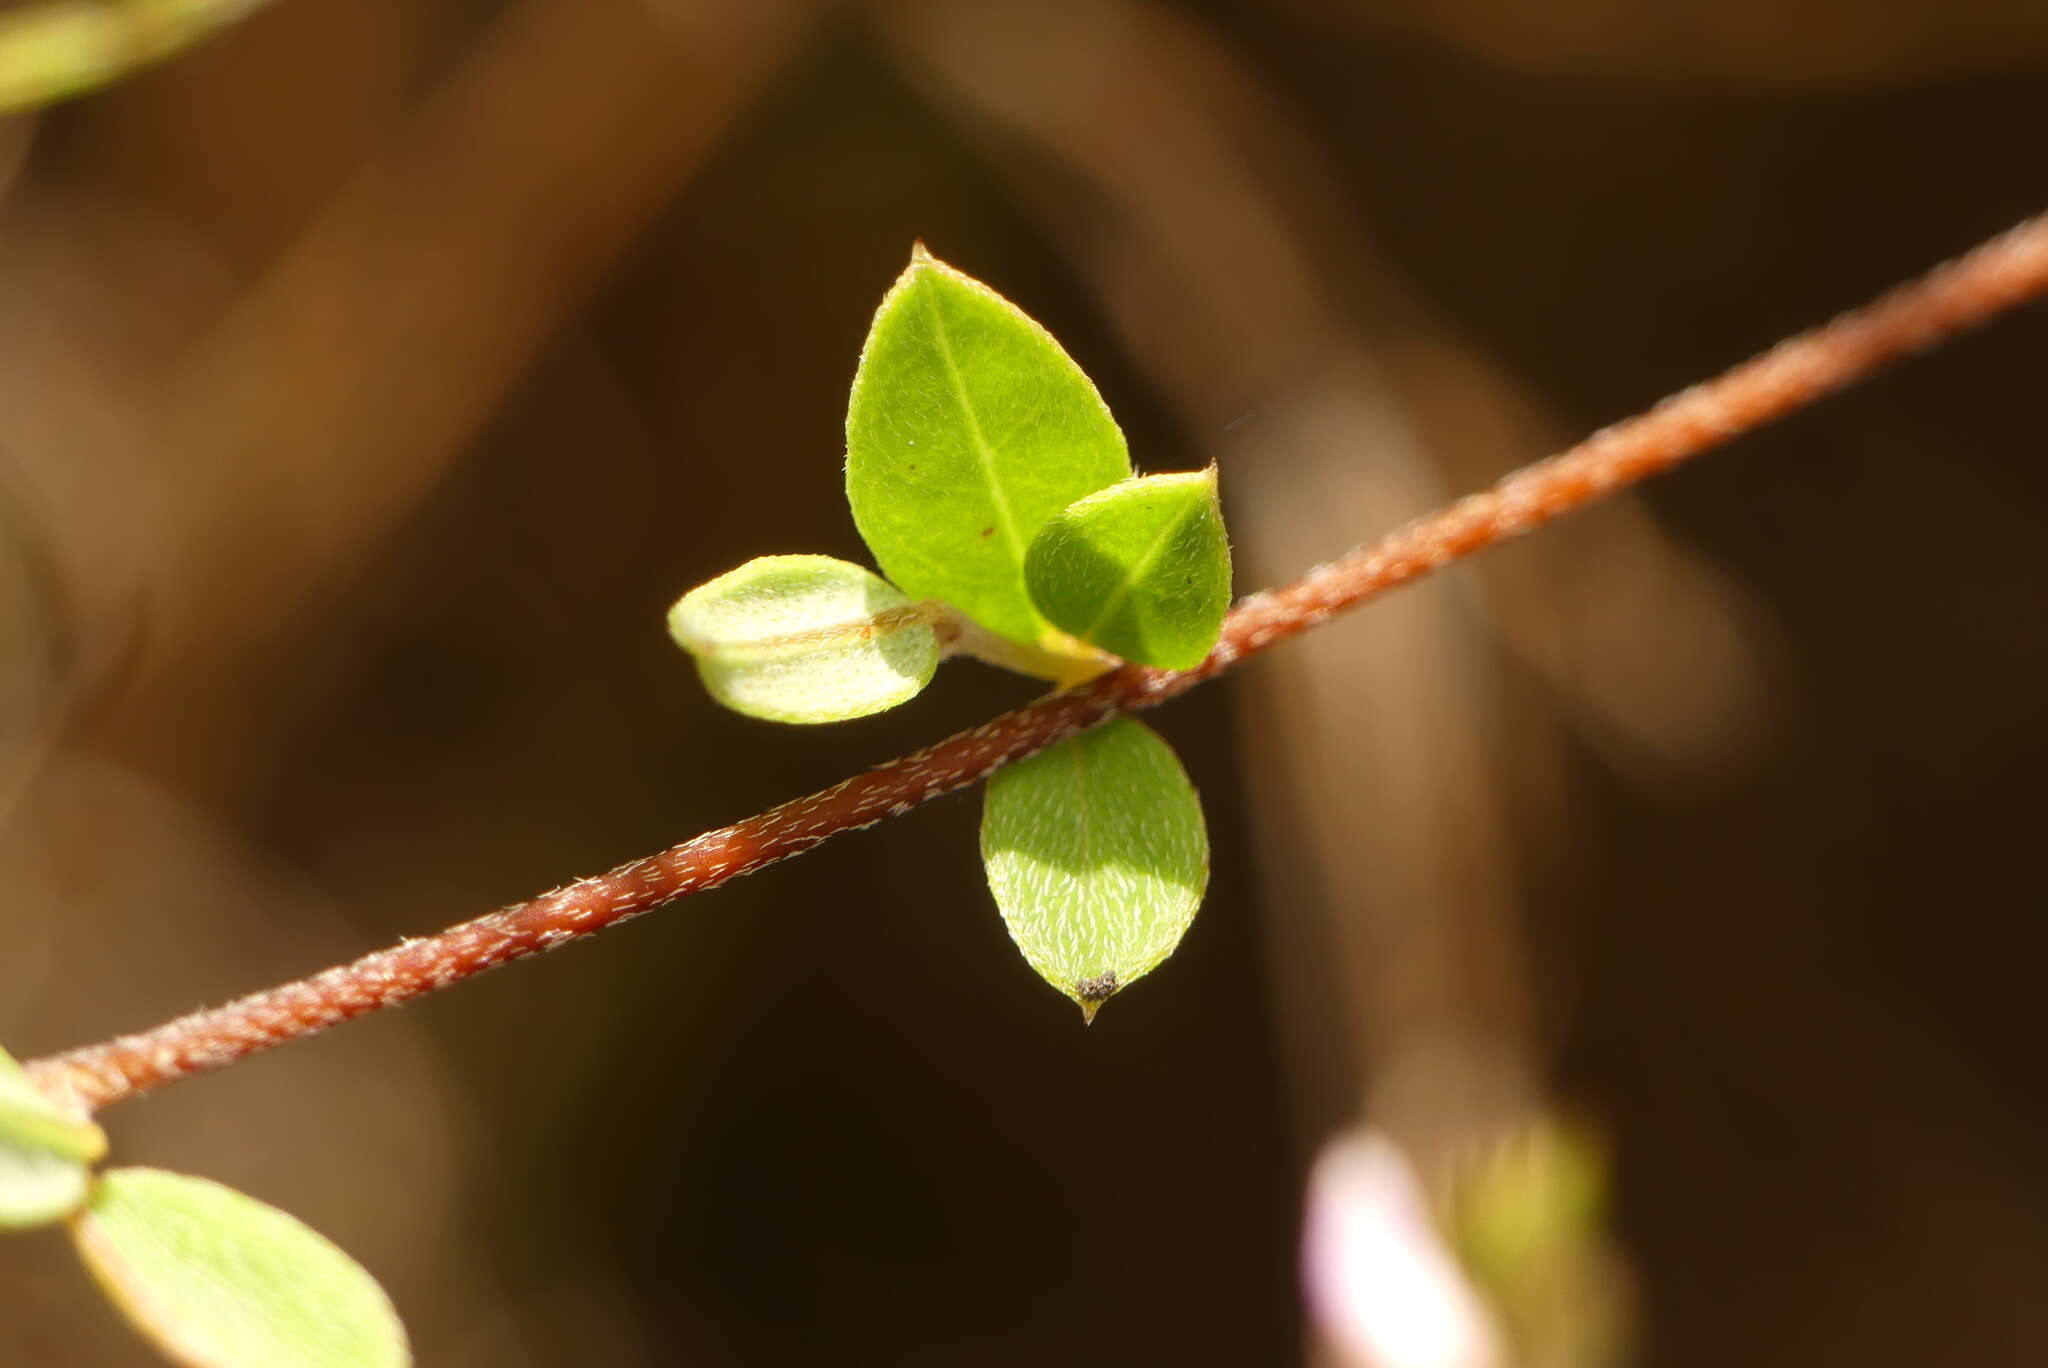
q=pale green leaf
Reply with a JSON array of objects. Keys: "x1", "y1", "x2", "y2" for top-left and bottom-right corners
[
  {"x1": 0, "y1": 1140, "x2": 91, "y2": 1229},
  {"x1": 0, "y1": 1043, "x2": 105, "y2": 1162},
  {"x1": 1024, "y1": 469, "x2": 1231, "y2": 671},
  {"x1": 981, "y1": 718, "x2": 1207, "y2": 1021},
  {"x1": 846, "y1": 245, "x2": 1130, "y2": 646},
  {"x1": 73, "y1": 1168, "x2": 409, "y2": 1368},
  {"x1": 668, "y1": 554, "x2": 940, "y2": 724},
  {"x1": 0, "y1": 1043, "x2": 103, "y2": 1230}
]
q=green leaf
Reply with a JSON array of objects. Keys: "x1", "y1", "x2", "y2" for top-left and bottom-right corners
[
  {"x1": 1024, "y1": 469, "x2": 1232, "y2": 671},
  {"x1": 0, "y1": 1140, "x2": 92, "y2": 1230},
  {"x1": 0, "y1": 1044, "x2": 103, "y2": 1230},
  {"x1": 980, "y1": 717, "x2": 1208, "y2": 1022},
  {"x1": 846, "y1": 245, "x2": 1131, "y2": 647},
  {"x1": 72, "y1": 1168, "x2": 410, "y2": 1368},
  {"x1": 0, "y1": 1044, "x2": 105, "y2": 1163},
  {"x1": 668, "y1": 554, "x2": 940, "y2": 724}
]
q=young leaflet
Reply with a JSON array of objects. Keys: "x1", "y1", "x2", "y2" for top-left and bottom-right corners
[{"x1": 670, "y1": 247, "x2": 1233, "y2": 1020}]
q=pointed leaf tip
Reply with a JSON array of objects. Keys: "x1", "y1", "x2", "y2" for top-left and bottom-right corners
[
  {"x1": 669, "y1": 555, "x2": 939, "y2": 724},
  {"x1": 1074, "y1": 972, "x2": 1118, "y2": 1026},
  {"x1": 982, "y1": 719, "x2": 1207, "y2": 1015}
]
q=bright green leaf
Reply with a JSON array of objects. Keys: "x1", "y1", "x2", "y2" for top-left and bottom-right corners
[
  {"x1": 1025, "y1": 469, "x2": 1231, "y2": 671},
  {"x1": 668, "y1": 554, "x2": 940, "y2": 724},
  {"x1": 72, "y1": 1168, "x2": 409, "y2": 1368},
  {"x1": 846, "y1": 245, "x2": 1131, "y2": 647},
  {"x1": 0, "y1": 1044, "x2": 103, "y2": 1230},
  {"x1": 981, "y1": 717, "x2": 1208, "y2": 1022}
]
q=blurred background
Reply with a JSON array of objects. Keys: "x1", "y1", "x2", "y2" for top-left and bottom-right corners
[{"x1": 0, "y1": 0, "x2": 2044, "y2": 1364}]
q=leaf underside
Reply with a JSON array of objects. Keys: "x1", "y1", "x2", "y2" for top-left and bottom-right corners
[
  {"x1": 1025, "y1": 470, "x2": 1231, "y2": 671},
  {"x1": 668, "y1": 554, "x2": 938, "y2": 724},
  {"x1": 981, "y1": 717, "x2": 1208, "y2": 1020},
  {"x1": 73, "y1": 1167, "x2": 410, "y2": 1368},
  {"x1": 846, "y1": 246, "x2": 1130, "y2": 646}
]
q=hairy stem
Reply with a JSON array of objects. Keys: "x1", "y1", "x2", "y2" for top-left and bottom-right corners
[{"x1": 27, "y1": 209, "x2": 2048, "y2": 1114}]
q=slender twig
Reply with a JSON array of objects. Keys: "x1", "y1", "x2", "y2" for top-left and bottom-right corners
[{"x1": 28, "y1": 209, "x2": 2048, "y2": 1114}]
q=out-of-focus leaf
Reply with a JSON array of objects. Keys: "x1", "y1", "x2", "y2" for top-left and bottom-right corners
[
  {"x1": 0, "y1": 1043, "x2": 104, "y2": 1162},
  {"x1": 846, "y1": 245, "x2": 1130, "y2": 646},
  {"x1": 1448, "y1": 1119, "x2": 1630, "y2": 1367},
  {"x1": 72, "y1": 1168, "x2": 409, "y2": 1368},
  {"x1": 0, "y1": 1140, "x2": 91, "y2": 1230},
  {"x1": 668, "y1": 554, "x2": 940, "y2": 724},
  {"x1": 0, "y1": 0, "x2": 278, "y2": 115},
  {"x1": 1025, "y1": 469, "x2": 1231, "y2": 670},
  {"x1": 980, "y1": 717, "x2": 1207, "y2": 1021},
  {"x1": 0, "y1": 1043, "x2": 103, "y2": 1230}
]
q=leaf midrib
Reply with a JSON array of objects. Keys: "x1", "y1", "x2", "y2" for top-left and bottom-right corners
[
  {"x1": 1073, "y1": 496, "x2": 1201, "y2": 648},
  {"x1": 920, "y1": 279, "x2": 1028, "y2": 579}
]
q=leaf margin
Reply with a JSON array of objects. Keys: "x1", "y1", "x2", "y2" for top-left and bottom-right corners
[{"x1": 71, "y1": 1166, "x2": 411, "y2": 1368}]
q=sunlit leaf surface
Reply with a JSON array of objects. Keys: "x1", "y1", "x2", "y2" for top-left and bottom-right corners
[
  {"x1": 981, "y1": 718, "x2": 1207, "y2": 1021},
  {"x1": 847, "y1": 245, "x2": 1129, "y2": 646}
]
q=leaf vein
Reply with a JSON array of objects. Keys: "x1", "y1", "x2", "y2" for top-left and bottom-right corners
[
  {"x1": 1073, "y1": 497, "x2": 1201, "y2": 646},
  {"x1": 919, "y1": 281, "x2": 1029, "y2": 574}
]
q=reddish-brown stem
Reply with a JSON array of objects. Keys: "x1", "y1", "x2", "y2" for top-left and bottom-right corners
[{"x1": 28, "y1": 210, "x2": 2048, "y2": 1114}]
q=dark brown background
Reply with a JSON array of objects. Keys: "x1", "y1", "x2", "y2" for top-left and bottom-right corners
[{"x1": 0, "y1": 1, "x2": 2043, "y2": 1363}]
